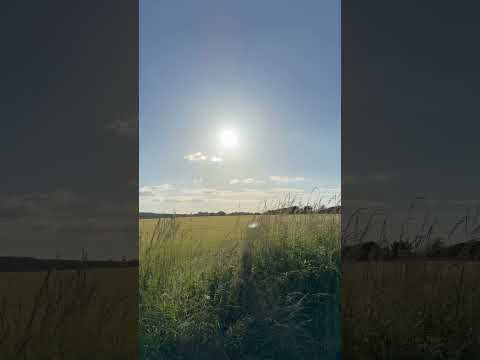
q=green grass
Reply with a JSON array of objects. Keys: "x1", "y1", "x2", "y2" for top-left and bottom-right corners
[{"x1": 139, "y1": 214, "x2": 341, "y2": 360}]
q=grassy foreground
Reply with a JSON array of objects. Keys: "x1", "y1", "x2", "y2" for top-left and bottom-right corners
[
  {"x1": 0, "y1": 267, "x2": 137, "y2": 359},
  {"x1": 341, "y1": 204, "x2": 480, "y2": 359},
  {"x1": 342, "y1": 261, "x2": 480, "y2": 360},
  {"x1": 139, "y1": 214, "x2": 341, "y2": 360}
]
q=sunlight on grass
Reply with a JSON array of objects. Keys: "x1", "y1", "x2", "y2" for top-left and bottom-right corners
[{"x1": 139, "y1": 212, "x2": 340, "y2": 360}]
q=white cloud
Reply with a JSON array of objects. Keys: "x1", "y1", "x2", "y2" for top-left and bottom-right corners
[
  {"x1": 184, "y1": 152, "x2": 208, "y2": 161},
  {"x1": 184, "y1": 152, "x2": 224, "y2": 163},
  {"x1": 139, "y1": 187, "x2": 155, "y2": 197},
  {"x1": 230, "y1": 178, "x2": 266, "y2": 185},
  {"x1": 192, "y1": 177, "x2": 203, "y2": 184},
  {"x1": 139, "y1": 184, "x2": 173, "y2": 197},
  {"x1": 270, "y1": 176, "x2": 305, "y2": 183},
  {"x1": 152, "y1": 184, "x2": 173, "y2": 191},
  {"x1": 164, "y1": 196, "x2": 205, "y2": 203},
  {"x1": 140, "y1": 181, "x2": 340, "y2": 214},
  {"x1": 209, "y1": 156, "x2": 224, "y2": 163},
  {"x1": 182, "y1": 188, "x2": 219, "y2": 195}
]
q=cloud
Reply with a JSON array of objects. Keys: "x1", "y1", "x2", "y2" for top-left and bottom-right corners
[
  {"x1": 139, "y1": 184, "x2": 173, "y2": 197},
  {"x1": 193, "y1": 177, "x2": 203, "y2": 184},
  {"x1": 140, "y1": 181, "x2": 340, "y2": 214},
  {"x1": 142, "y1": 186, "x2": 305, "y2": 212},
  {"x1": 163, "y1": 196, "x2": 206, "y2": 203},
  {"x1": 184, "y1": 152, "x2": 208, "y2": 161},
  {"x1": 230, "y1": 178, "x2": 266, "y2": 185},
  {"x1": 184, "y1": 152, "x2": 224, "y2": 163},
  {"x1": 209, "y1": 156, "x2": 224, "y2": 163},
  {"x1": 182, "y1": 188, "x2": 219, "y2": 195},
  {"x1": 152, "y1": 184, "x2": 173, "y2": 191},
  {"x1": 270, "y1": 176, "x2": 305, "y2": 183},
  {"x1": 139, "y1": 187, "x2": 155, "y2": 197}
]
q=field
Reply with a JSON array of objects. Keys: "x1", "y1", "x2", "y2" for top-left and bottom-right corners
[
  {"x1": 0, "y1": 267, "x2": 137, "y2": 359},
  {"x1": 139, "y1": 214, "x2": 341, "y2": 360},
  {"x1": 342, "y1": 261, "x2": 480, "y2": 360},
  {"x1": 341, "y1": 205, "x2": 480, "y2": 359}
]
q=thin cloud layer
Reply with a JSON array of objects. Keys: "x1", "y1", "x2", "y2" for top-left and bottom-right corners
[
  {"x1": 140, "y1": 184, "x2": 339, "y2": 214},
  {"x1": 270, "y1": 176, "x2": 305, "y2": 183},
  {"x1": 139, "y1": 184, "x2": 173, "y2": 197},
  {"x1": 183, "y1": 151, "x2": 224, "y2": 163},
  {"x1": 209, "y1": 156, "x2": 224, "y2": 163},
  {"x1": 184, "y1": 152, "x2": 208, "y2": 161},
  {"x1": 230, "y1": 178, "x2": 266, "y2": 185},
  {"x1": 184, "y1": 152, "x2": 224, "y2": 163}
]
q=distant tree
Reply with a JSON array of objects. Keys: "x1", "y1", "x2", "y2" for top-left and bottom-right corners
[
  {"x1": 288, "y1": 206, "x2": 299, "y2": 214},
  {"x1": 303, "y1": 206, "x2": 313, "y2": 214}
]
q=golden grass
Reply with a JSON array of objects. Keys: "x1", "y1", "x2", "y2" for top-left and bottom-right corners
[
  {"x1": 342, "y1": 261, "x2": 480, "y2": 359},
  {"x1": 0, "y1": 268, "x2": 137, "y2": 359}
]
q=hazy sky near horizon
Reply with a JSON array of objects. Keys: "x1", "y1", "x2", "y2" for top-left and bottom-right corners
[{"x1": 140, "y1": 0, "x2": 340, "y2": 213}]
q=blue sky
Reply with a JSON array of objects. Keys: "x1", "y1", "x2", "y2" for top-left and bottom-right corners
[{"x1": 140, "y1": 0, "x2": 340, "y2": 213}]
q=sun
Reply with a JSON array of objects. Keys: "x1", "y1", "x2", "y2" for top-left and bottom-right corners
[{"x1": 220, "y1": 129, "x2": 238, "y2": 148}]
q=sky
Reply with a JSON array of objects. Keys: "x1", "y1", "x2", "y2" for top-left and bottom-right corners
[{"x1": 140, "y1": 0, "x2": 340, "y2": 213}]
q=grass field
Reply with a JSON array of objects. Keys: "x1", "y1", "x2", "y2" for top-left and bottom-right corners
[
  {"x1": 342, "y1": 261, "x2": 480, "y2": 360},
  {"x1": 341, "y1": 205, "x2": 480, "y2": 360},
  {"x1": 140, "y1": 214, "x2": 341, "y2": 360},
  {"x1": 0, "y1": 268, "x2": 137, "y2": 359}
]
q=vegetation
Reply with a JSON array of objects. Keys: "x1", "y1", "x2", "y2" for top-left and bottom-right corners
[
  {"x1": 342, "y1": 203, "x2": 480, "y2": 360},
  {"x1": 342, "y1": 200, "x2": 480, "y2": 260},
  {"x1": 0, "y1": 267, "x2": 137, "y2": 359},
  {"x1": 139, "y1": 213, "x2": 341, "y2": 360},
  {"x1": 342, "y1": 261, "x2": 480, "y2": 360}
]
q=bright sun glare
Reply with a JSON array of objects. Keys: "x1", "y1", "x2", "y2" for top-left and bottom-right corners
[{"x1": 220, "y1": 129, "x2": 238, "y2": 148}]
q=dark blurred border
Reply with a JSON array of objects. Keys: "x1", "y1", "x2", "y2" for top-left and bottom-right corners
[
  {"x1": 342, "y1": 1, "x2": 480, "y2": 359},
  {"x1": 0, "y1": 1, "x2": 138, "y2": 358}
]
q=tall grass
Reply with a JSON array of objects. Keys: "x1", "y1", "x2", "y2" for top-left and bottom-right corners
[
  {"x1": 341, "y1": 201, "x2": 480, "y2": 360},
  {"x1": 342, "y1": 200, "x2": 480, "y2": 254},
  {"x1": 0, "y1": 267, "x2": 137, "y2": 359},
  {"x1": 139, "y1": 213, "x2": 340, "y2": 360},
  {"x1": 342, "y1": 261, "x2": 480, "y2": 360}
]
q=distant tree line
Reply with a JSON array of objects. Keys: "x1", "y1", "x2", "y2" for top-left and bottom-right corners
[{"x1": 139, "y1": 206, "x2": 341, "y2": 219}]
